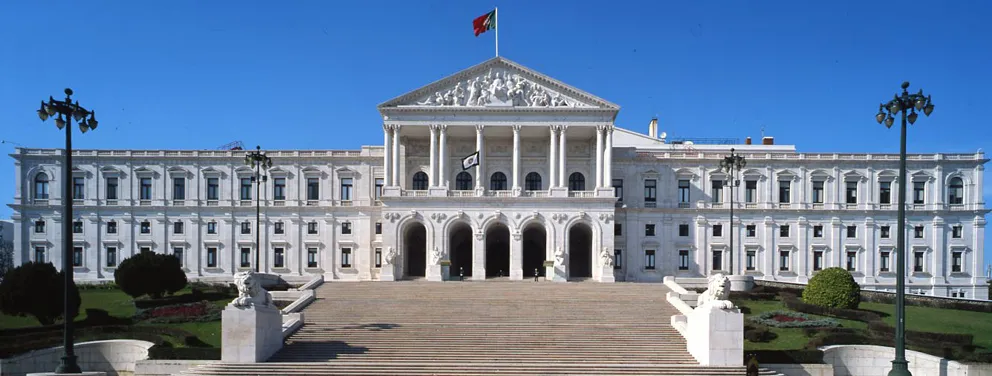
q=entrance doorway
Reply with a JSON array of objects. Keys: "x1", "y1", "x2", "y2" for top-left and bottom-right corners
[
  {"x1": 449, "y1": 222, "x2": 473, "y2": 278},
  {"x1": 404, "y1": 222, "x2": 427, "y2": 278},
  {"x1": 485, "y1": 223, "x2": 510, "y2": 278},
  {"x1": 568, "y1": 223, "x2": 593, "y2": 279},
  {"x1": 522, "y1": 225, "x2": 546, "y2": 278}
]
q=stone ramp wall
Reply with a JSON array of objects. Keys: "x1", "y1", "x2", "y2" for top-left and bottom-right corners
[{"x1": 0, "y1": 340, "x2": 153, "y2": 376}]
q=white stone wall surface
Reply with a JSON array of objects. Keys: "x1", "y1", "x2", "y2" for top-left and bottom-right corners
[
  {"x1": 821, "y1": 345, "x2": 992, "y2": 376},
  {"x1": 0, "y1": 339, "x2": 154, "y2": 376},
  {"x1": 763, "y1": 363, "x2": 835, "y2": 376}
]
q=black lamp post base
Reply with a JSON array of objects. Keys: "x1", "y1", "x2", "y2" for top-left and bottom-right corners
[
  {"x1": 54, "y1": 355, "x2": 81, "y2": 374},
  {"x1": 887, "y1": 359, "x2": 912, "y2": 376}
]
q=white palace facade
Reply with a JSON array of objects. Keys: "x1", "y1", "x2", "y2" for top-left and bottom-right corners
[{"x1": 8, "y1": 57, "x2": 990, "y2": 299}]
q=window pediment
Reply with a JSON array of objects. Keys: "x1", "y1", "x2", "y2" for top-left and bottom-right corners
[
  {"x1": 201, "y1": 167, "x2": 224, "y2": 178},
  {"x1": 843, "y1": 170, "x2": 866, "y2": 182},
  {"x1": 133, "y1": 167, "x2": 157, "y2": 178},
  {"x1": 336, "y1": 167, "x2": 359, "y2": 178},
  {"x1": 911, "y1": 171, "x2": 934, "y2": 183},
  {"x1": 674, "y1": 168, "x2": 697, "y2": 181},
  {"x1": 776, "y1": 170, "x2": 798, "y2": 181},
  {"x1": 741, "y1": 169, "x2": 765, "y2": 181}
]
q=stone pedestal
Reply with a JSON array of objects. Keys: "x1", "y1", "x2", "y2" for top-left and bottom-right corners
[
  {"x1": 599, "y1": 266, "x2": 616, "y2": 283},
  {"x1": 595, "y1": 187, "x2": 615, "y2": 198},
  {"x1": 428, "y1": 187, "x2": 448, "y2": 197},
  {"x1": 380, "y1": 264, "x2": 397, "y2": 281},
  {"x1": 426, "y1": 265, "x2": 443, "y2": 282},
  {"x1": 548, "y1": 264, "x2": 567, "y2": 282},
  {"x1": 382, "y1": 186, "x2": 402, "y2": 197},
  {"x1": 221, "y1": 304, "x2": 283, "y2": 363},
  {"x1": 686, "y1": 305, "x2": 744, "y2": 366},
  {"x1": 549, "y1": 187, "x2": 569, "y2": 198},
  {"x1": 728, "y1": 275, "x2": 754, "y2": 292}
]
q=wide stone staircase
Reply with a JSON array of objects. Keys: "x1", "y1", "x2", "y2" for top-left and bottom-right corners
[{"x1": 185, "y1": 281, "x2": 756, "y2": 375}]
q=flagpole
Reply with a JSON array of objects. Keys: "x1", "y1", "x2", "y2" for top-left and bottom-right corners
[{"x1": 495, "y1": 6, "x2": 499, "y2": 57}]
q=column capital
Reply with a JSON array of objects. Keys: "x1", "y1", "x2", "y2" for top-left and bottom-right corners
[
  {"x1": 596, "y1": 124, "x2": 607, "y2": 132},
  {"x1": 429, "y1": 124, "x2": 439, "y2": 132},
  {"x1": 475, "y1": 124, "x2": 485, "y2": 133},
  {"x1": 559, "y1": 124, "x2": 569, "y2": 131},
  {"x1": 383, "y1": 123, "x2": 392, "y2": 132},
  {"x1": 512, "y1": 124, "x2": 522, "y2": 133},
  {"x1": 438, "y1": 123, "x2": 447, "y2": 132}
]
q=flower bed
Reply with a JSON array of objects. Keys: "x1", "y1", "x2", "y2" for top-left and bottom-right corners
[
  {"x1": 749, "y1": 310, "x2": 839, "y2": 328},
  {"x1": 134, "y1": 301, "x2": 221, "y2": 324}
]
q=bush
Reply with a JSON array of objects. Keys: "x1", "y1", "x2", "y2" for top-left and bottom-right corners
[
  {"x1": 0, "y1": 262, "x2": 80, "y2": 325},
  {"x1": 114, "y1": 249, "x2": 187, "y2": 299},
  {"x1": 744, "y1": 323, "x2": 777, "y2": 343},
  {"x1": 802, "y1": 267, "x2": 861, "y2": 309},
  {"x1": 749, "y1": 310, "x2": 840, "y2": 328},
  {"x1": 744, "y1": 350, "x2": 824, "y2": 364},
  {"x1": 147, "y1": 346, "x2": 221, "y2": 360},
  {"x1": 134, "y1": 301, "x2": 222, "y2": 324}
]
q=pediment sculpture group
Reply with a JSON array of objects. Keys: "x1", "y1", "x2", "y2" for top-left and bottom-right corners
[{"x1": 417, "y1": 69, "x2": 579, "y2": 108}]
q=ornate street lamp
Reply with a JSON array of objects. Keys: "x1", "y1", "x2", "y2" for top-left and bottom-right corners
[
  {"x1": 720, "y1": 148, "x2": 746, "y2": 275},
  {"x1": 245, "y1": 145, "x2": 272, "y2": 273},
  {"x1": 37, "y1": 88, "x2": 98, "y2": 374},
  {"x1": 875, "y1": 81, "x2": 934, "y2": 376}
]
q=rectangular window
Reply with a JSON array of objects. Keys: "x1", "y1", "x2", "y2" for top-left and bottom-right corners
[
  {"x1": 140, "y1": 247, "x2": 151, "y2": 253},
  {"x1": 274, "y1": 248, "x2": 285, "y2": 268},
  {"x1": 342, "y1": 222, "x2": 352, "y2": 235},
  {"x1": 913, "y1": 182, "x2": 925, "y2": 204},
  {"x1": 241, "y1": 221, "x2": 252, "y2": 234},
  {"x1": 880, "y1": 251, "x2": 890, "y2": 272},
  {"x1": 340, "y1": 247, "x2": 351, "y2": 268},
  {"x1": 173, "y1": 221, "x2": 184, "y2": 235},
  {"x1": 879, "y1": 182, "x2": 891, "y2": 204},
  {"x1": 645, "y1": 250, "x2": 656, "y2": 270},
  {"x1": 952, "y1": 252, "x2": 962, "y2": 273},
  {"x1": 745, "y1": 180, "x2": 757, "y2": 203},
  {"x1": 374, "y1": 178, "x2": 384, "y2": 201},
  {"x1": 914, "y1": 251, "x2": 924, "y2": 272},
  {"x1": 173, "y1": 247, "x2": 184, "y2": 267},
  {"x1": 746, "y1": 225, "x2": 756, "y2": 237},
  {"x1": 713, "y1": 224, "x2": 723, "y2": 237},
  {"x1": 374, "y1": 248, "x2": 382, "y2": 268},
  {"x1": 73, "y1": 177, "x2": 85, "y2": 200},
  {"x1": 107, "y1": 220, "x2": 117, "y2": 234},
  {"x1": 614, "y1": 223, "x2": 622, "y2": 236},
  {"x1": 106, "y1": 177, "x2": 118, "y2": 200},
  {"x1": 307, "y1": 221, "x2": 319, "y2": 235},
  {"x1": 846, "y1": 181, "x2": 858, "y2": 204},
  {"x1": 644, "y1": 179, "x2": 657, "y2": 203},
  {"x1": 711, "y1": 180, "x2": 723, "y2": 203},
  {"x1": 274, "y1": 221, "x2": 284, "y2": 234},
  {"x1": 778, "y1": 180, "x2": 791, "y2": 203},
  {"x1": 173, "y1": 178, "x2": 185, "y2": 200},
  {"x1": 613, "y1": 179, "x2": 624, "y2": 201},
  {"x1": 779, "y1": 251, "x2": 790, "y2": 271},
  {"x1": 880, "y1": 225, "x2": 890, "y2": 238},
  {"x1": 207, "y1": 178, "x2": 219, "y2": 200},
  {"x1": 106, "y1": 247, "x2": 117, "y2": 267},
  {"x1": 274, "y1": 178, "x2": 286, "y2": 200},
  {"x1": 207, "y1": 248, "x2": 217, "y2": 268},
  {"x1": 140, "y1": 221, "x2": 150, "y2": 234},
  {"x1": 614, "y1": 249, "x2": 622, "y2": 269},
  {"x1": 813, "y1": 251, "x2": 823, "y2": 271},
  {"x1": 341, "y1": 178, "x2": 353, "y2": 201},
  {"x1": 779, "y1": 225, "x2": 790, "y2": 237},
  {"x1": 73, "y1": 221, "x2": 83, "y2": 234},
  {"x1": 678, "y1": 250, "x2": 689, "y2": 270},
  {"x1": 712, "y1": 250, "x2": 723, "y2": 271},
  {"x1": 813, "y1": 225, "x2": 823, "y2": 238},
  {"x1": 678, "y1": 179, "x2": 690, "y2": 204},
  {"x1": 34, "y1": 247, "x2": 46, "y2": 263},
  {"x1": 240, "y1": 178, "x2": 252, "y2": 200},
  {"x1": 644, "y1": 224, "x2": 655, "y2": 237},
  {"x1": 746, "y1": 250, "x2": 756, "y2": 271},
  {"x1": 307, "y1": 178, "x2": 319, "y2": 200},
  {"x1": 679, "y1": 224, "x2": 689, "y2": 237},
  {"x1": 309, "y1": 248, "x2": 320, "y2": 268},
  {"x1": 72, "y1": 247, "x2": 83, "y2": 267},
  {"x1": 207, "y1": 221, "x2": 217, "y2": 234},
  {"x1": 846, "y1": 225, "x2": 856, "y2": 238},
  {"x1": 952, "y1": 225, "x2": 962, "y2": 239},
  {"x1": 35, "y1": 220, "x2": 45, "y2": 233},
  {"x1": 140, "y1": 178, "x2": 152, "y2": 200},
  {"x1": 914, "y1": 225, "x2": 923, "y2": 239},
  {"x1": 240, "y1": 248, "x2": 251, "y2": 268},
  {"x1": 846, "y1": 252, "x2": 857, "y2": 272},
  {"x1": 812, "y1": 181, "x2": 824, "y2": 204},
  {"x1": 375, "y1": 222, "x2": 382, "y2": 235},
  {"x1": 35, "y1": 177, "x2": 50, "y2": 199}
]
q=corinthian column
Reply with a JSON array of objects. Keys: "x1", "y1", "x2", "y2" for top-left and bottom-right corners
[
  {"x1": 383, "y1": 124, "x2": 392, "y2": 187},
  {"x1": 475, "y1": 125, "x2": 485, "y2": 193},
  {"x1": 595, "y1": 124, "x2": 604, "y2": 189},
  {"x1": 391, "y1": 125, "x2": 401, "y2": 186},
  {"x1": 604, "y1": 125, "x2": 613, "y2": 185},
  {"x1": 438, "y1": 124, "x2": 447, "y2": 188},
  {"x1": 429, "y1": 124, "x2": 437, "y2": 187},
  {"x1": 549, "y1": 126, "x2": 558, "y2": 189},
  {"x1": 559, "y1": 125, "x2": 568, "y2": 188},
  {"x1": 512, "y1": 125, "x2": 522, "y2": 193}
]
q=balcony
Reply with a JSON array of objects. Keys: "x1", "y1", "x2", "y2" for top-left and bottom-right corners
[
  {"x1": 521, "y1": 191, "x2": 547, "y2": 198},
  {"x1": 340, "y1": 200, "x2": 353, "y2": 207},
  {"x1": 305, "y1": 200, "x2": 319, "y2": 206},
  {"x1": 139, "y1": 200, "x2": 151, "y2": 206},
  {"x1": 273, "y1": 200, "x2": 285, "y2": 207},
  {"x1": 239, "y1": 200, "x2": 253, "y2": 206},
  {"x1": 402, "y1": 190, "x2": 428, "y2": 197},
  {"x1": 450, "y1": 190, "x2": 476, "y2": 197},
  {"x1": 677, "y1": 202, "x2": 690, "y2": 209},
  {"x1": 489, "y1": 190, "x2": 515, "y2": 198},
  {"x1": 206, "y1": 200, "x2": 219, "y2": 206},
  {"x1": 172, "y1": 200, "x2": 185, "y2": 206},
  {"x1": 568, "y1": 191, "x2": 595, "y2": 198}
]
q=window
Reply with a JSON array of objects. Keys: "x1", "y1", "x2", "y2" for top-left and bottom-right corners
[
  {"x1": 524, "y1": 172, "x2": 541, "y2": 191},
  {"x1": 914, "y1": 226, "x2": 923, "y2": 239},
  {"x1": 613, "y1": 179, "x2": 624, "y2": 201},
  {"x1": 778, "y1": 180, "x2": 791, "y2": 203},
  {"x1": 880, "y1": 251, "x2": 890, "y2": 272},
  {"x1": 34, "y1": 173, "x2": 50, "y2": 199},
  {"x1": 307, "y1": 177, "x2": 320, "y2": 200},
  {"x1": 678, "y1": 250, "x2": 689, "y2": 270},
  {"x1": 106, "y1": 247, "x2": 117, "y2": 267},
  {"x1": 846, "y1": 225, "x2": 856, "y2": 238},
  {"x1": 913, "y1": 182, "x2": 925, "y2": 204},
  {"x1": 309, "y1": 248, "x2": 320, "y2": 268},
  {"x1": 340, "y1": 247, "x2": 351, "y2": 268},
  {"x1": 644, "y1": 179, "x2": 657, "y2": 203},
  {"x1": 879, "y1": 181, "x2": 891, "y2": 204},
  {"x1": 677, "y1": 179, "x2": 690, "y2": 204},
  {"x1": 713, "y1": 224, "x2": 723, "y2": 237},
  {"x1": 72, "y1": 247, "x2": 83, "y2": 267},
  {"x1": 568, "y1": 172, "x2": 585, "y2": 191},
  {"x1": 746, "y1": 250, "x2": 756, "y2": 271},
  {"x1": 614, "y1": 223, "x2": 622, "y2": 236},
  {"x1": 948, "y1": 177, "x2": 964, "y2": 205},
  {"x1": 644, "y1": 224, "x2": 655, "y2": 237},
  {"x1": 779, "y1": 225, "x2": 790, "y2": 237},
  {"x1": 812, "y1": 181, "x2": 824, "y2": 204},
  {"x1": 341, "y1": 222, "x2": 352, "y2": 235},
  {"x1": 678, "y1": 224, "x2": 689, "y2": 237},
  {"x1": 73, "y1": 177, "x2": 85, "y2": 200},
  {"x1": 274, "y1": 221, "x2": 284, "y2": 235},
  {"x1": 207, "y1": 221, "x2": 217, "y2": 234},
  {"x1": 779, "y1": 251, "x2": 790, "y2": 271},
  {"x1": 412, "y1": 172, "x2": 428, "y2": 190},
  {"x1": 746, "y1": 225, "x2": 756, "y2": 237},
  {"x1": 375, "y1": 222, "x2": 382, "y2": 235},
  {"x1": 207, "y1": 178, "x2": 219, "y2": 200},
  {"x1": 140, "y1": 178, "x2": 152, "y2": 200},
  {"x1": 374, "y1": 178, "x2": 384, "y2": 200},
  {"x1": 880, "y1": 225, "x2": 890, "y2": 238},
  {"x1": 34, "y1": 247, "x2": 46, "y2": 262},
  {"x1": 374, "y1": 248, "x2": 382, "y2": 268},
  {"x1": 913, "y1": 251, "x2": 924, "y2": 272},
  {"x1": 140, "y1": 247, "x2": 151, "y2": 253},
  {"x1": 240, "y1": 178, "x2": 252, "y2": 200},
  {"x1": 952, "y1": 225, "x2": 962, "y2": 238},
  {"x1": 307, "y1": 221, "x2": 318, "y2": 235},
  {"x1": 241, "y1": 221, "x2": 251, "y2": 235},
  {"x1": 711, "y1": 180, "x2": 723, "y2": 203},
  {"x1": 491, "y1": 172, "x2": 508, "y2": 191},
  {"x1": 813, "y1": 225, "x2": 823, "y2": 238},
  {"x1": 107, "y1": 221, "x2": 117, "y2": 234},
  {"x1": 712, "y1": 250, "x2": 723, "y2": 271},
  {"x1": 73, "y1": 220, "x2": 83, "y2": 234},
  {"x1": 207, "y1": 248, "x2": 217, "y2": 268},
  {"x1": 745, "y1": 180, "x2": 757, "y2": 203},
  {"x1": 173, "y1": 247, "x2": 184, "y2": 267},
  {"x1": 845, "y1": 181, "x2": 857, "y2": 204},
  {"x1": 173, "y1": 178, "x2": 185, "y2": 200},
  {"x1": 273, "y1": 178, "x2": 286, "y2": 200},
  {"x1": 341, "y1": 178, "x2": 353, "y2": 201},
  {"x1": 240, "y1": 248, "x2": 251, "y2": 268},
  {"x1": 952, "y1": 252, "x2": 962, "y2": 273},
  {"x1": 106, "y1": 177, "x2": 118, "y2": 200},
  {"x1": 614, "y1": 249, "x2": 622, "y2": 269},
  {"x1": 645, "y1": 250, "x2": 656, "y2": 270},
  {"x1": 813, "y1": 251, "x2": 824, "y2": 271},
  {"x1": 173, "y1": 221, "x2": 184, "y2": 234},
  {"x1": 35, "y1": 220, "x2": 45, "y2": 233},
  {"x1": 140, "y1": 221, "x2": 151, "y2": 234},
  {"x1": 846, "y1": 252, "x2": 857, "y2": 271},
  {"x1": 455, "y1": 172, "x2": 473, "y2": 190},
  {"x1": 274, "y1": 248, "x2": 285, "y2": 268}
]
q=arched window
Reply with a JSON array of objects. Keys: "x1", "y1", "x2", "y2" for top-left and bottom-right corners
[
  {"x1": 568, "y1": 172, "x2": 586, "y2": 191},
  {"x1": 525, "y1": 172, "x2": 542, "y2": 191},
  {"x1": 948, "y1": 177, "x2": 964, "y2": 205},
  {"x1": 490, "y1": 172, "x2": 507, "y2": 191},
  {"x1": 455, "y1": 171, "x2": 473, "y2": 190},
  {"x1": 412, "y1": 171, "x2": 429, "y2": 190},
  {"x1": 34, "y1": 173, "x2": 50, "y2": 199}
]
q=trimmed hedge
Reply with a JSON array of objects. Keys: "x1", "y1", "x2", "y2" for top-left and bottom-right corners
[
  {"x1": 802, "y1": 268, "x2": 860, "y2": 309},
  {"x1": 147, "y1": 346, "x2": 221, "y2": 360},
  {"x1": 744, "y1": 350, "x2": 825, "y2": 364}
]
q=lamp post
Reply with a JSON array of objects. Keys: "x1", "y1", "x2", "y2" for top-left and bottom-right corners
[
  {"x1": 37, "y1": 88, "x2": 98, "y2": 374},
  {"x1": 720, "y1": 148, "x2": 746, "y2": 275},
  {"x1": 876, "y1": 81, "x2": 934, "y2": 376},
  {"x1": 245, "y1": 145, "x2": 272, "y2": 273}
]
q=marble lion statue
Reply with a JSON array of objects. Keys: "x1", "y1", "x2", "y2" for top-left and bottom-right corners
[
  {"x1": 232, "y1": 270, "x2": 273, "y2": 309},
  {"x1": 696, "y1": 273, "x2": 734, "y2": 310}
]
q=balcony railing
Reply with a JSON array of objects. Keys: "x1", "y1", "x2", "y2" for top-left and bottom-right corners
[
  {"x1": 490, "y1": 190, "x2": 515, "y2": 198},
  {"x1": 450, "y1": 190, "x2": 476, "y2": 197},
  {"x1": 402, "y1": 190, "x2": 428, "y2": 197},
  {"x1": 568, "y1": 191, "x2": 595, "y2": 198}
]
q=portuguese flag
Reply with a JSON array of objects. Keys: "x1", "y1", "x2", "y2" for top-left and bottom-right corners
[{"x1": 473, "y1": 9, "x2": 496, "y2": 36}]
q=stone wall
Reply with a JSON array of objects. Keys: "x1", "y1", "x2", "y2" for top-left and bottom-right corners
[
  {"x1": 755, "y1": 280, "x2": 992, "y2": 312},
  {"x1": 763, "y1": 363, "x2": 834, "y2": 376},
  {"x1": 133, "y1": 360, "x2": 214, "y2": 376},
  {"x1": 0, "y1": 340, "x2": 154, "y2": 376},
  {"x1": 821, "y1": 345, "x2": 992, "y2": 376}
]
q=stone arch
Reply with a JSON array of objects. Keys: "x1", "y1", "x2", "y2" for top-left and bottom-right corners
[
  {"x1": 945, "y1": 173, "x2": 968, "y2": 205},
  {"x1": 484, "y1": 218, "x2": 511, "y2": 278},
  {"x1": 520, "y1": 218, "x2": 549, "y2": 278},
  {"x1": 445, "y1": 218, "x2": 474, "y2": 278},
  {"x1": 479, "y1": 213, "x2": 512, "y2": 234},
  {"x1": 396, "y1": 215, "x2": 432, "y2": 279},
  {"x1": 25, "y1": 166, "x2": 52, "y2": 200},
  {"x1": 564, "y1": 217, "x2": 597, "y2": 280}
]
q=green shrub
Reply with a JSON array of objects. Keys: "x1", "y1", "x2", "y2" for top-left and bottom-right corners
[
  {"x1": 0, "y1": 262, "x2": 80, "y2": 325},
  {"x1": 114, "y1": 249, "x2": 187, "y2": 299},
  {"x1": 743, "y1": 323, "x2": 777, "y2": 343},
  {"x1": 802, "y1": 267, "x2": 861, "y2": 309}
]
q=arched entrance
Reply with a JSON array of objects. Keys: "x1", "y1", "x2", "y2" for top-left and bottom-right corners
[
  {"x1": 404, "y1": 222, "x2": 427, "y2": 278},
  {"x1": 522, "y1": 224, "x2": 547, "y2": 278},
  {"x1": 485, "y1": 223, "x2": 510, "y2": 278},
  {"x1": 449, "y1": 222, "x2": 473, "y2": 278},
  {"x1": 568, "y1": 223, "x2": 593, "y2": 279}
]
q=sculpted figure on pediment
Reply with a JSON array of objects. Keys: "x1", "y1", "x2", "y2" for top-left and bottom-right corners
[{"x1": 408, "y1": 68, "x2": 589, "y2": 108}]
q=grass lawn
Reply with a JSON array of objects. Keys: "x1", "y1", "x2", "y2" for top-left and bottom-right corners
[{"x1": 738, "y1": 298, "x2": 867, "y2": 350}]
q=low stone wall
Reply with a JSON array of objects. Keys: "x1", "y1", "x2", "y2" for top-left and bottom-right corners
[
  {"x1": 133, "y1": 360, "x2": 214, "y2": 376},
  {"x1": 0, "y1": 340, "x2": 154, "y2": 376},
  {"x1": 755, "y1": 280, "x2": 992, "y2": 312},
  {"x1": 821, "y1": 345, "x2": 992, "y2": 376},
  {"x1": 763, "y1": 363, "x2": 834, "y2": 376}
]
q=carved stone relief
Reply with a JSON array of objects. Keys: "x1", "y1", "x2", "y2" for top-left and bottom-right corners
[{"x1": 411, "y1": 68, "x2": 592, "y2": 108}]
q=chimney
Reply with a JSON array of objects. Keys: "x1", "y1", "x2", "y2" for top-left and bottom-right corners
[
  {"x1": 745, "y1": 137, "x2": 752, "y2": 145},
  {"x1": 762, "y1": 137, "x2": 774, "y2": 145},
  {"x1": 648, "y1": 117, "x2": 658, "y2": 139}
]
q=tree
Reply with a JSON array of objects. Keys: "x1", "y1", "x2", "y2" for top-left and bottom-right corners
[
  {"x1": 0, "y1": 221, "x2": 12, "y2": 282},
  {"x1": 0, "y1": 261, "x2": 80, "y2": 325},
  {"x1": 114, "y1": 249, "x2": 187, "y2": 299},
  {"x1": 802, "y1": 267, "x2": 861, "y2": 309}
]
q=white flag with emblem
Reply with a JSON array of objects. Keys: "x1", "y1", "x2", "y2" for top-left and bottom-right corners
[{"x1": 461, "y1": 151, "x2": 480, "y2": 170}]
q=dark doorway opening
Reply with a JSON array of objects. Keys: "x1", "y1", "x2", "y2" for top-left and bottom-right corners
[
  {"x1": 568, "y1": 223, "x2": 592, "y2": 279},
  {"x1": 485, "y1": 224, "x2": 510, "y2": 278},
  {"x1": 449, "y1": 223, "x2": 473, "y2": 278},
  {"x1": 404, "y1": 223, "x2": 427, "y2": 278},
  {"x1": 522, "y1": 225, "x2": 547, "y2": 277}
]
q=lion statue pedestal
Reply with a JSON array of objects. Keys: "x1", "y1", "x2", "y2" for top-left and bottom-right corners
[
  {"x1": 685, "y1": 273, "x2": 743, "y2": 367},
  {"x1": 221, "y1": 270, "x2": 283, "y2": 363}
]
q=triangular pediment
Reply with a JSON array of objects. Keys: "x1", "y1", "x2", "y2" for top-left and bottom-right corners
[{"x1": 379, "y1": 57, "x2": 619, "y2": 111}]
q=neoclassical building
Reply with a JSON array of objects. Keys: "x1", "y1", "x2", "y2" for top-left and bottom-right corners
[{"x1": 8, "y1": 57, "x2": 989, "y2": 299}]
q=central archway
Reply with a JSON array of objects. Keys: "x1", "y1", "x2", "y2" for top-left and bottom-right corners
[
  {"x1": 568, "y1": 223, "x2": 593, "y2": 279},
  {"x1": 522, "y1": 224, "x2": 547, "y2": 278},
  {"x1": 485, "y1": 223, "x2": 510, "y2": 278},
  {"x1": 404, "y1": 222, "x2": 427, "y2": 278},
  {"x1": 449, "y1": 222, "x2": 473, "y2": 278}
]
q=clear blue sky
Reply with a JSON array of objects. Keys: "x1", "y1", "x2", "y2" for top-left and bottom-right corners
[{"x1": 1, "y1": 1, "x2": 989, "y2": 273}]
